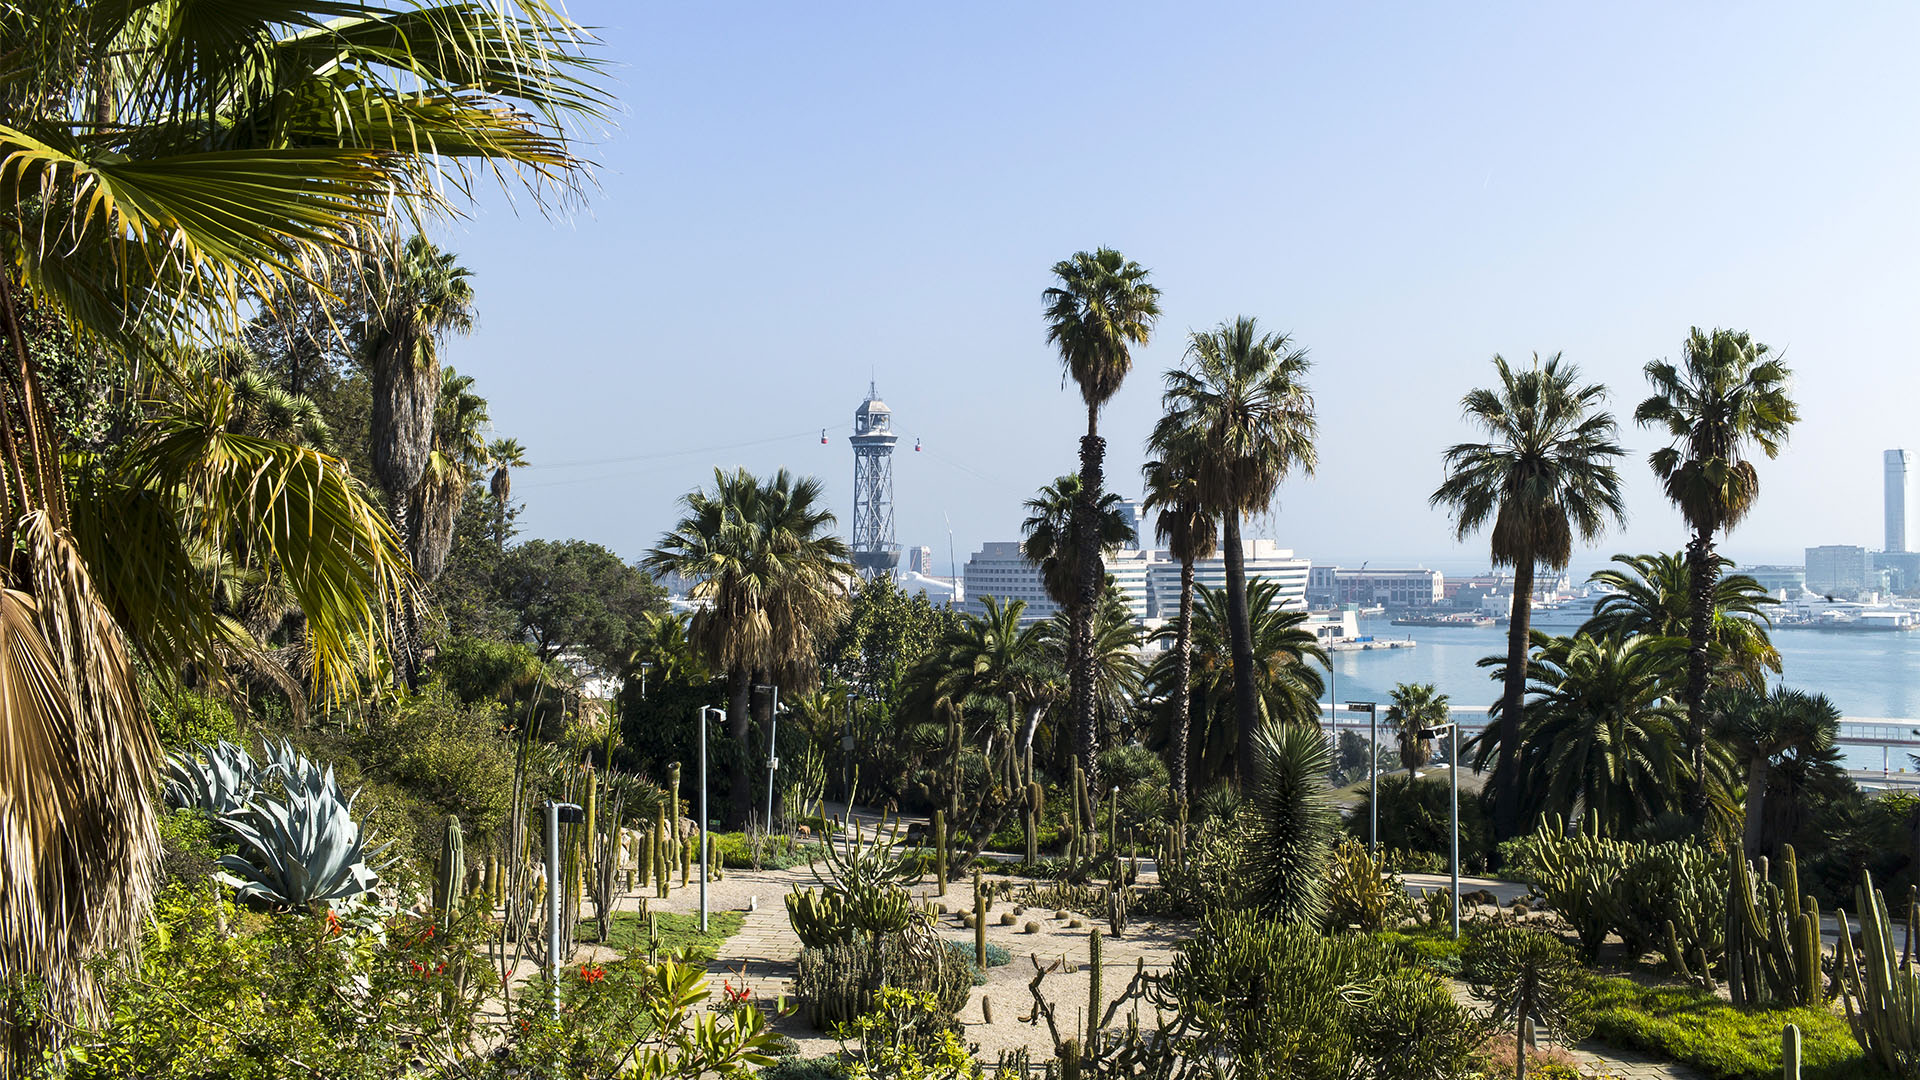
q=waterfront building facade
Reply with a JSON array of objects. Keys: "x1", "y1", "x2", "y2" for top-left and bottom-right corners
[
  {"x1": 1145, "y1": 540, "x2": 1309, "y2": 618},
  {"x1": 963, "y1": 538, "x2": 1308, "y2": 624},
  {"x1": 1307, "y1": 566, "x2": 1444, "y2": 609},
  {"x1": 1740, "y1": 564, "x2": 1807, "y2": 596},
  {"x1": 906, "y1": 545, "x2": 935, "y2": 574},
  {"x1": 1806, "y1": 545, "x2": 1871, "y2": 598}
]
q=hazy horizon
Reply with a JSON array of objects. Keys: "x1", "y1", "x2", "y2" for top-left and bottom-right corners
[{"x1": 439, "y1": 4, "x2": 1919, "y2": 576}]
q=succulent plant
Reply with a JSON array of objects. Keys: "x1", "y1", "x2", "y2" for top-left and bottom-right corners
[
  {"x1": 164, "y1": 740, "x2": 272, "y2": 816},
  {"x1": 218, "y1": 776, "x2": 392, "y2": 910},
  {"x1": 259, "y1": 737, "x2": 333, "y2": 801}
]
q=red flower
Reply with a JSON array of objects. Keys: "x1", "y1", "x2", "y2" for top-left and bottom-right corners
[
  {"x1": 580, "y1": 964, "x2": 607, "y2": 984},
  {"x1": 325, "y1": 910, "x2": 343, "y2": 936}
]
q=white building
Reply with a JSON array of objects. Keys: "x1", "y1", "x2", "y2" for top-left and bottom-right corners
[
  {"x1": 1307, "y1": 566, "x2": 1445, "y2": 609},
  {"x1": 1807, "y1": 545, "x2": 1871, "y2": 598},
  {"x1": 961, "y1": 542, "x2": 1058, "y2": 621},
  {"x1": 963, "y1": 538, "x2": 1309, "y2": 625},
  {"x1": 1145, "y1": 540, "x2": 1309, "y2": 617}
]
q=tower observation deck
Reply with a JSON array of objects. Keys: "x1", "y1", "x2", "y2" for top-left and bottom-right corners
[{"x1": 850, "y1": 384, "x2": 900, "y2": 578}]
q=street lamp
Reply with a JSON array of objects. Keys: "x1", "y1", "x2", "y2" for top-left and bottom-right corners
[
  {"x1": 697, "y1": 705, "x2": 723, "y2": 932},
  {"x1": 1345, "y1": 701, "x2": 1379, "y2": 852},
  {"x1": 1418, "y1": 721, "x2": 1461, "y2": 939},
  {"x1": 843, "y1": 691, "x2": 859, "y2": 818},
  {"x1": 543, "y1": 799, "x2": 584, "y2": 1013}
]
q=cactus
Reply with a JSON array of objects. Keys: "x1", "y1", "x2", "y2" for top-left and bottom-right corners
[
  {"x1": 680, "y1": 829, "x2": 692, "y2": 886},
  {"x1": 974, "y1": 866, "x2": 987, "y2": 967},
  {"x1": 982, "y1": 995, "x2": 994, "y2": 1024},
  {"x1": 1088, "y1": 926, "x2": 1103, "y2": 1058},
  {"x1": 787, "y1": 887, "x2": 854, "y2": 947},
  {"x1": 434, "y1": 815, "x2": 465, "y2": 915},
  {"x1": 709, "y1": 832, "x2": 722, "y2": 881},
  {"x1": 934, "y1": 810, "x2": 948, "y2": 896},
  {"x1": 1074, "y1": 763, "x2": 1094, "y2": 861},
  {"x1": 584, "y1": 768, "x2": 599, "y2": 880},
  {"x1": 1058, "y1": 1038, "x2": 1082, "y2": 1080},
  {"x1": 654, "y1": 807, "x2": 669, "y2": 899},
  {"x1": 1725, "y1": 845, "x2": 1821, "y2": 1008},
  {"x1": 667, "y1": 762, "x2": 682, "y2": 865},
  {"x1": 1835, "y1": 867, "x2": 1920, "y2": 1074},
  {"x1": 1782, "y1": 1023, "x2": 1801, "y2": 1080},
  {"x1": 1025, "y1": 782, "x2": 1043, "y2": 865}
]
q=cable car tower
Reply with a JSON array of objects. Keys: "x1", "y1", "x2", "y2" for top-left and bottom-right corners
[{"x1": 849, "y1": 383, "x2": 900, "y2": 578}]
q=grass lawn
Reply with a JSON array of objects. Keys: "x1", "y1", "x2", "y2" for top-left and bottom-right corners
[
  {"x1": 578, "y1": 910, "x2": 745, "y2": 964},
  {"x1": 1585, "y1": 976, "x2": 1881, "y2": 1080}
]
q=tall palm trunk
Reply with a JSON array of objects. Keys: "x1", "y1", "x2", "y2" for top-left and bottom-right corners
[
  {"x1": 1683, "y1": 527, "x2": 1717, "y2": 829},
  {"x1": 726, "y1": 667, "x2": 752, "y2": 828},
  {"x1": 1493, "y1": 558, "x2": 1534, "y2": 841},
  {"x1": 1222, "y1": 514, "x2": 1258, "y2": 787},
  {"x1": 1742, "y1": 751, "x2": 1770, "y2": 859},
  {"x1": 1071, "y1": 400, "x2": 1105, "y2": 801},
  {"x1": 1171, "y1": 554, "x2": 1196, "y2": 799}
]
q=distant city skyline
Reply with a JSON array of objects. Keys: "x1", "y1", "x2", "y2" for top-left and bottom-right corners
[{"x1": 440, "y1": 4, "x2": 1919, "y2": 573}]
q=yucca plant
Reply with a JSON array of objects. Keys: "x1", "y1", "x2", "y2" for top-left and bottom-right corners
[
  {"x1": 1239, "y1": 719, "x2": 1340, "y2": 925},
  {"x1": 218, "y1": 777, "x2": 394, "y2": 911}
]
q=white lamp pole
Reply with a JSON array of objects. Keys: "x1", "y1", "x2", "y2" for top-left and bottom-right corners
[{"x1": 699, "y1": 706, "x2": 721, "y2": 933}]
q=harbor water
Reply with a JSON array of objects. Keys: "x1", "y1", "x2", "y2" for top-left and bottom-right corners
[{"x1": 1328, "y1": 617, "x2": 1920, "y2": 772}]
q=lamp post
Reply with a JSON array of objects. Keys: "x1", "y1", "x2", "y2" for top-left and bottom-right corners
[
  {"x1": 1346, "y1": 701, "x2": 1378, "y2": 853},
  {"x1": 543, "y1": 799, "x2": 583, "y2": 1013},
  {"x1": 843, "y1": 690, "x2": 858, "y2": 818},
  {"x1": 1419, "y1": 721, "x2": 1461, "y2": 939},
  {"x1": 697, "y1": 706, "x2": 722, "y2": 932}
]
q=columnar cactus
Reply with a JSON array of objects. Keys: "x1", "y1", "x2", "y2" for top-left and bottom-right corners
[
  {"x1": 934, "y1": 810, "x2": 948, "y2": 896},
  {"x1": 434, "y1": 814, "x2": 465, "y2": 915},
  {"x1": 974, "y1": 866, "x2": 986, "y2": 967},
  {"x1": 1088, "y1": 926, "x2": 1104, "y2": 1058},
  {"x1": 1835, "y1": 867, "x2": 1920, "y2": 1074},
  {"x1": 1725, "y1": 845, "x2": 1821, "y2": 1008},
  {"x1": 655, "y1": 807, "x2": 670, "y2": 899},
  {"x1": 1026, "y1": 782, "x2": 1044, "y2": 865}
]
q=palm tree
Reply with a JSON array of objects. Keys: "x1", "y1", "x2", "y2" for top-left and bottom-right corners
[
  {"x1": 364, "y1": 236, "x2": 477, "y2": 537},
  {"x1": 1147, "y1": 579, "x2": 1327, "y2": 784},
  {"x1": 1041, "y1": 248, "x2": 1162, "y2": 794},
  {"x1": 406, "y1": 369, "x2": 491, "y2": 583},
  {"x1": 1153, "y1": 317, "x2": 1317, "y2": 788},
  {"x1": 1711, "y1": 687, "x2": 1839, "y2": 859},
  {"x1": 1473, "y1": 633, "x2": 1690, "y2": 838},
  {"x1": 0, "y1": 0, "x2": 602, "y2": 1034},
  {"x1": 488, "y1": 437, "x2": 530, "y2": 553},
  {"x1": 1141, "y1": 454, "x2": 1217, "y2": 801},
  {"x1": 1429, "y1": 354, "x2": 1627, "y2": 841},
  {"x1": 1042, "y1": 593, "x2": 1146, "y2": 755},
  {"x1": 645, "y1": 468, "x2": 852, "y2": 826},
  {"x1": 912, "y1": 595, "x2": 1051, "y2": 789},
  {"x1": 1019, "y1": 476, "x2": 1139, "y2": 614},
  {"x1": 1582, "y1": 552, "x2": 1779, "y2": 691},
  {"x1": 1635, "y1": 328, "x2": 1799, "y2": 828},
  {"x1": 1387, "y1": 683, "x2": 1450, "y2": 782}
]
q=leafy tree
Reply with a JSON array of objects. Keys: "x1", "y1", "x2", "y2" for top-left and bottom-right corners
[
  {"x1": 1387, "y1": 682, "x2": 1449, "y2": 782},
  {"x1": 908, "y1": 596, "x2": 1053, "y2": 791},
  {"x1": 1041, "y1": 248, "x2": 1162, "y2": 796},
  {"x1": 1711, "y1": 687, "x2": 1840, "y2": 859},
  {"x1": 1146, "y1": 579, "x2": 1326, "y2": 785},
  {"x1": 1582, "y1": 551, "x2": 1779, "y2": 691},
  {"x1": 645, "y1": 469, "x2": 852, "y2": 826},
  {"x1": 1474, "y1": 633, "x2": 1696, "y2": 838},
  {"x1": 0, "y1": 0, "x2": 603, "y2": 1028},
  {"x1": 1141, "y1": 453, "x2": 1217, "y2": 801},
  {"x1": 1429, "y1": 353, "x2": 1627, "y2": 841},
  {"x1": 1635, "y1": 329, "x2": 1799, "y2": 830},
  {"x1": 822, "y1": 576, "x2": 957, "y2": 703},
  {"x1": 1153, "y1": 316, "x2": 1317, "y2": 788},
  {"x1": 495, "y1": 540, "x2": 667, "y2": 674}
]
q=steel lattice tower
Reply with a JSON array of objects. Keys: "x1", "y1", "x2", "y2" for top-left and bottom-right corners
[{"x1": 849, "y1": 384, "x2": 900, "y2": 578}]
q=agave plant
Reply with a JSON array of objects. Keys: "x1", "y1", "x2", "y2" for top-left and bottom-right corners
[
  {"x1": 260, "y1": 737, "x2": 334, "y2": 801},
  {"x1": 218, "y1": 779, "x2": 393, "y2": 911},
  {"x1": 163, "y1": 741, "x2": 275, "y2": 816}
]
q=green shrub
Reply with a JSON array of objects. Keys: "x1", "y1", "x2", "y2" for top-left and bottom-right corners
[
  {"x1": 761, "y1": 1057, "x2": 846, "y2": 1080},
  {"x1": 1349, "y1": 970, "x2": 1485, "y2": 1080},
  {"x1": 147, "y1": 690, "x2": 238, "y2": 751},
  {"x1": 1586, "y1": 976, "x2": 1879, "y2": 1079},
  {"x1": 1348, "y1": 775, "x2": 1494, "y2": 873},
  {"x1": 1163, "y1": 910, "x2": 1479, "y2": 1078}
]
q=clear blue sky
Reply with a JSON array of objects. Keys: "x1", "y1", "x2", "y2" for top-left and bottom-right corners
[{"x1": 442, "y1": 2, "x2": 1919, "y2": 578}]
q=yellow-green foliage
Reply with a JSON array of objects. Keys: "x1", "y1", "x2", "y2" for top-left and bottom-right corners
[
  {"x1": 1586, "y1": 976, "x2": 1881, "y2": 1079},
  {"x1": 1323, "y1": 840, "x2": 1415, "y2": 933}
]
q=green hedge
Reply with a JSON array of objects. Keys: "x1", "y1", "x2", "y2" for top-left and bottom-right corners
[{"x1": 1586, "y1": 977, "x2": 1879, "y2": 1080}]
